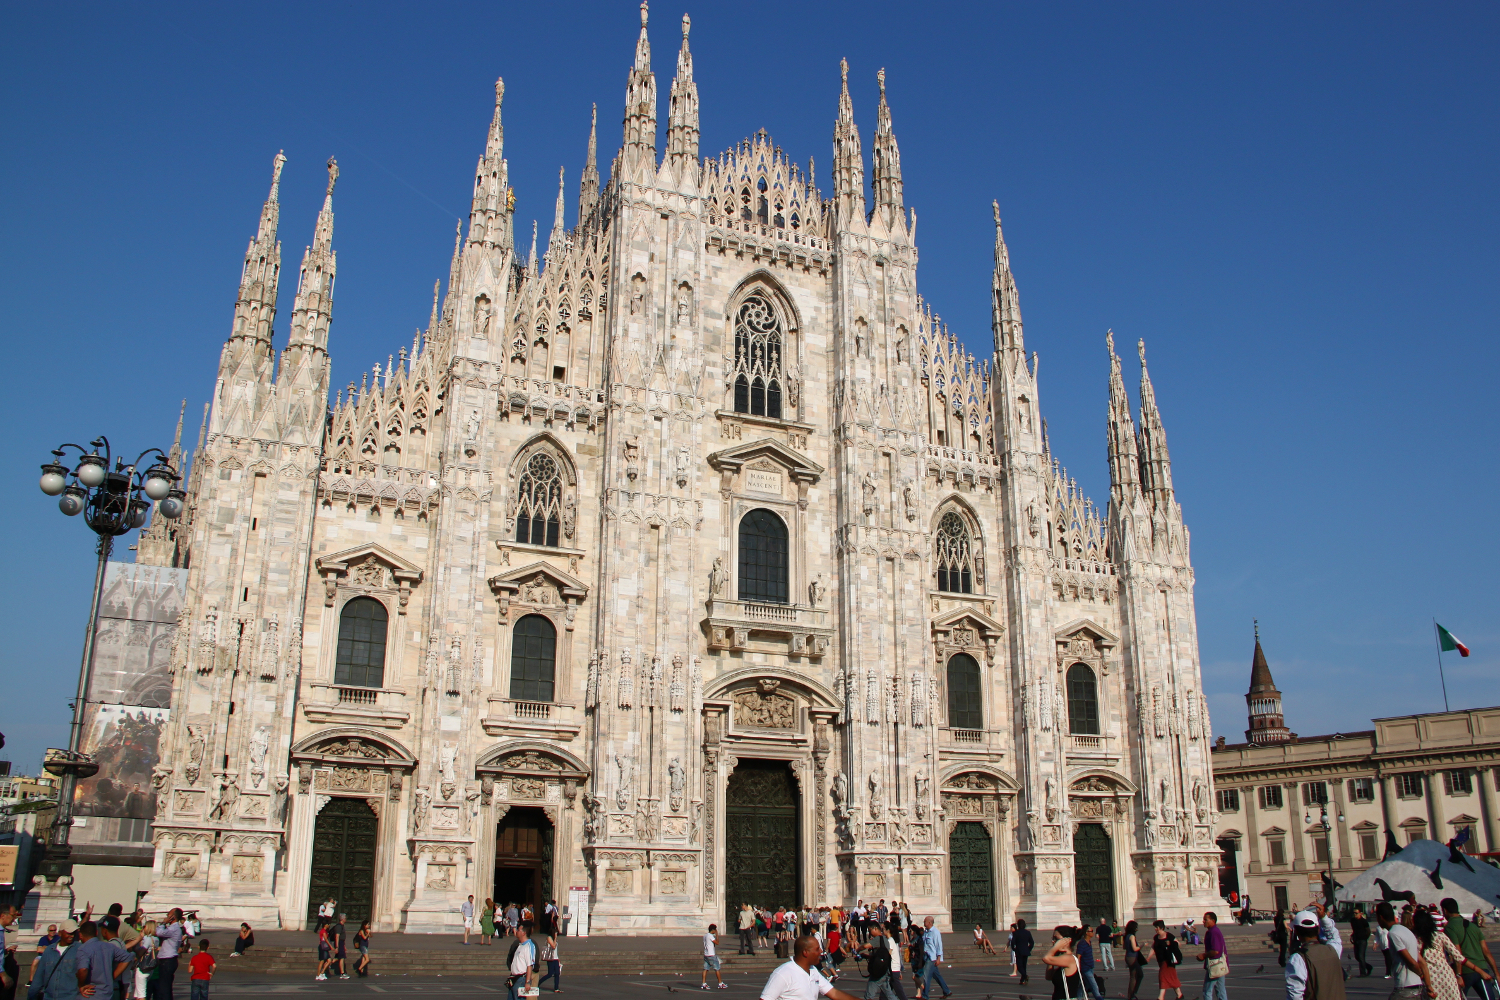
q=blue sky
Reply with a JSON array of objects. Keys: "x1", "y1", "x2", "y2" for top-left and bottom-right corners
[{"x1": 2, "y1": 2, "x2": 1496, "y2": 772}]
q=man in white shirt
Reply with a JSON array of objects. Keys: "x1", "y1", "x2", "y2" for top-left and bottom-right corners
[
  {"x1": 760, "y1": 935, "x2": 860, "y2": 1000},
  {"x1": 1377, "y1": 902, "x2": 1424, "y2": 1000},
  {"x1": 507, "y1": 925, "x2": 536, "y2": 1000},
  {"x1": 461, "y1": 896, "x2": 475, "y2": 945}
]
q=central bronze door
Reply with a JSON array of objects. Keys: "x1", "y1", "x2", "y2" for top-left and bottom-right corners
[
  {"x1": 1074, "y1": 822, "x2": 1116, "y2": 924},
  {"x1": 948, "y1": 821, "x2": 996, "y2": 928},
  {"x1": 724, "y1": 760, "x2": 798, "y2": 926},
  {"x1": 307, "y1": 798, "x2": 378, "y2": 924}
]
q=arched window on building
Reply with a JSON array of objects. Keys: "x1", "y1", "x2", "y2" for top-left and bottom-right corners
[
  {"x1": 934, "y1": 512, "x2": 974, "y2": 593},
  {"x1": 1067, "y1": 662, "x2": 1100, "y2": 735},
  {"x1": 731, "y1": 293, "x2": 784, "y2": 419},
  {"x1": 335, "y1": 597, "x2": 388, "y2": 688},
  {"x1": 515, "y1": 451, "x2": 563, "y2": 547},
  {"x1": 738, "y1": 508, "x2": 789, "y2": 604},
  {"x1": 946, "y1": 653, "x2": 983, "y2": 730},
  {"x1": 509, "y1": 614, "x2": 557, "y2": 702}
]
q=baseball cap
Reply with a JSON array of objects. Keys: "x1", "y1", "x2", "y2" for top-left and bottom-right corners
[
  {"x1": 59, "y1": 919, "x2": 79, "y2": 933},
  {"x1": 1293, "y1": 910, "x2": 1319, "y2": 931},
  {"x1": 99, "y1": 916, "x2": 120, "y2": 932}
]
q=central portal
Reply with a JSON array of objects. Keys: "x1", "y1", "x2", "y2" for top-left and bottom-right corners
[
  {"x1": 724, "y1": 759, "x2": 799, "y2": 926},
  {"x1": 494, "y1": 807, "x2": 554, "y2": 919},
  {"x1": 1073, "y1": 822, "x2": 1116, "y2": 925}
]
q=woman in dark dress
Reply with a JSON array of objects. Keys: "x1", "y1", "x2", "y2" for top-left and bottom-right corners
[
  {"x1": 1150, "y1": 920, "x2": 1182, "y2": 1000},
  {"x1": 1123, "y1": 921, "x2": 1144, "y2": 1000}
]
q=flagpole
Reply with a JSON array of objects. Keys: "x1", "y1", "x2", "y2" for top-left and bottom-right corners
[{"x1": 1432, "y1": 618, "x2": 1451, "y2": 712}]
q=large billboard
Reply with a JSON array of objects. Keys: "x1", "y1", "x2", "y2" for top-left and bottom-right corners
[{"x1": 73, "y1": 705, "x2": 168, "y2": 819}]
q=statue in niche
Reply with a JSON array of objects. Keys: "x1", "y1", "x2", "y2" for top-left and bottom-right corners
[
  {"x1": 582, "y1": 793, "x2": 602, "y2": 842},
  {"x1": 562, "y1": 495, "x2": 576, "y2": 539},
  {"x1": 831, "y1": 771, "x2": 849, "y2": 818},
  {"x1": 902, "y1": 481, "x2": 917, "y2": 522},
  {"x1": 208, "y1": 773, "x2": 239, "y2": 822},
  {"x1": 413, "y1": 786, "x2": 430, "y2": 833},
  {"x1": 629, "y1": 274, "x2": 645, "y2": 316},
  {"x1": 895, "y1": 328, "x2": 909, "y2": 363},
  {"x1": 913, "y1": 770, "x2": 929, "y2": 819},
  {"x1": 475, "y1": 296, "x2": 493, "y2": 338},
  {"x1": 1026, "y1": 809, "x2": 1039, "y2": 849},
  {"x1": 707, "y1": 557, "x2": 727, "y2": 598},
  {"x1": 1192, "y1": 778, "x2": 1206, "y2": 821},
  {"x1": 861, "y1": 472, "x2": 877, "y2": 517},
  {"x1": 675, "y1": 284, "x2": 692, "y2": 326},
  {"x1": 1044, "y1": 776, "x2": 1058, "y2": 823},
  {"x1": 465, "y1": 409, "x2": 480, "y2": 440},
  {"x1": 808, "y1": 576, "x2": 826, "y2": 607},
  {"x1": 674, "y1": 446, "x2": 690, "y2": 487},
  {"x1": 868, "y1": 770, "x2": 884, "y2": 820},
  {"x1": 668, "y1": 758, "x2": 685, "y2": 813}
]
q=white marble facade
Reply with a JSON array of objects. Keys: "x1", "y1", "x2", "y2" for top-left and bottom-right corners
[{"x1": 136, "y1": 5, "x2": 1223, "y2": 932}]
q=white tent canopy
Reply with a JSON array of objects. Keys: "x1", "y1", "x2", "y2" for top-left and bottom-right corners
[{"x1": 1336, "y1": 839, "x2": 1500, "y2": 914}]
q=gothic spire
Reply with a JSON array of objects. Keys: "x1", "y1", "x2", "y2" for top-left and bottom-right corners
[
  {"x1": 468, "y1": 77, "x2": 511, "y2": 249},
  {"x1": 991, "y1": 201, "x2": 1023, "y2": 350},
  {"x1": 665, "y1": 14, "x2": 699, "y2": 170},
  {"x1": 547, "y1": 166, "x2": 567, "y2": 261},
  {"x1": 527, "y1": 219, "x2": 538, "y2": 276},
  {"x1": 832, "y1": 58, "x2": 866, "y2": 226},
  {"x1": 871, "y1": 68, "x2": 904, "y2": 229},
  {"x1": 439, "y1": 220, "x2": 462, "y2": 328},
  {"x1": 621, "y1": 2, "x2": 658, "y2": 180},
  {"x1": 283, "y1": 157, "x2": 338, "y2": 367},
  {"x1": 220, "y1": 151, "x2": 286, "y2": 382},
  {"x1": 1136, "y1": 338, "x2": 1175, "y2": 505},
  {"x1": 167, "y1": 399, "x2": 186, "y2": 471},
  {"x1": 1106, "y1": 330, "x2": 1140, "y2": 503},
  {"x1": 578, "y1": 104, "x2": 600, "y2": 221}
]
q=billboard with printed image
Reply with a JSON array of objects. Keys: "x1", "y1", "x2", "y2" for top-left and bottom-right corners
[
  {"x1": 73, "y1": 705, "x2": 168, "y2": 819},
  {"x1": 87, "y1": 563, "x2": 187, "y2": 709}
]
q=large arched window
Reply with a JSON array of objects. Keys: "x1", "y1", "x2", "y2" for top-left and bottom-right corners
[
  {"x1": 731, "y1": 294, "x2": 784, "y2": 419},
  {"x1": 509, "y1": 614, "x2": 557, "y2": 702},
  {"x1": 738, "y1": 508, "x2": 789, "y2": 604},
  {"x1": 1067, "y1": 662, "x2": 1100, "y2": 735},
  {"x1": 934, "y1": 512, "x2": 974, "y2": 594},
  {"x1": 335, "y1": 597, "x2": 388, "y2": 688},
  {"x1": 946, "y1": 653, "x2": 983, "y2": 730},
  {"x1": 515, "y1": 452, "x2": 563, "y2": 547}
]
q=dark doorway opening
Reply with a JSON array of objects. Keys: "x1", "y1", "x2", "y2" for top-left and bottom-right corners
[
  {"x1": 1217, "y1": 837, "x2": 1241, "y2": 899},
  {"x1": 948, "y1": 821, "x2": 996, "y2": 929},
  {"x1": 494, "y1": 807, "x2": 554, "y2": 924},
  {"x1": 1073, "y1": 822, "x2": 1116, "y2": 926},
  {"x1": 724, "y1": 759, "x2": 799, "y2": 927},
  {"x1": 307, "y1": 798, "x2": 378, "y2": 925}
]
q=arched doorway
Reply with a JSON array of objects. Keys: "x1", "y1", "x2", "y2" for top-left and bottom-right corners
[
  {"x1": 948, "y1": 822, "x2": 995, "y2": 928},
  {"x1": 724, "y1": 760, "x2": 798, "y2": 925},
  {"x1": 307, "y1": 798, "x2": 378, "y2": 924},
  {"x1": 494, "y1": 807, "x2": 554, "y2": 919},
  {"x1": 1074, "y1": 823, "x2": 1116, "y2": 924}
]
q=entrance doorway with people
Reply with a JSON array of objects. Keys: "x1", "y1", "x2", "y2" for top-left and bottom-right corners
[
  {"x1": 1073, "y1": 822, "x2": 1116, "y2": 926},
  {"x1": 724, "y1": 759, "x2": 799, "y2": 926},
  {"x1": 494, "y1": 806, "x2": 554, "y2": 921},
  {"x1": 307, "y1": 797, "x2": 378, "y2": 924},
  {"x1": 948, "y1": 821, "x2": 996, "y2": 928}
]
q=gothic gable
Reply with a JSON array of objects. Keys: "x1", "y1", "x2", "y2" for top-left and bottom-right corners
[{"x1": 707, "y1": 438, "x2": 824, "y2": 483}]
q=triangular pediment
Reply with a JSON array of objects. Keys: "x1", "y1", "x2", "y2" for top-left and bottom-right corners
[
  {"x1": 1447, "y1": 813, "x2": 1479, "y2": 825},
  {"x1": 707, "y1": 437, "x2": 824, "y2": 482},
  {"x1": 931, "y1": 606, "x2": 1006, "y2": 636},
  {"x1": 487, "y1": 560, "x2": 588, "y2": 599},
  {"x1": 1054, "y1": 617, "x2": 1120, "y2": 647},
  {"x1": 316, "y1": 542, "x2": 423, "y2": 583},
  {"x1": 1262, "y1": 825, "x2": 1287, "y2": 836}
]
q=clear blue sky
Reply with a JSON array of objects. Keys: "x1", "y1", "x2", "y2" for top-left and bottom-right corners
[{"x1": 2, "y1": 2, "x2": 1496, "y2": 773}]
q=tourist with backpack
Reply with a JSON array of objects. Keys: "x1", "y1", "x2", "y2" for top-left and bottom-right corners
[{"x1": 1150, "y1": 920, "x2": 1183, "y2": 1000}]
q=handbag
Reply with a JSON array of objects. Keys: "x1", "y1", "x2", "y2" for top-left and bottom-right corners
[{"x1": 1206, "y1": 956, "x2": 1229, "y2": 979}]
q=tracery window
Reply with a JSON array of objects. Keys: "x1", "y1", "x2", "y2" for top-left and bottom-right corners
[
  {"x1": 515, "y1": 452, "x2": 563, "y2": 547},
  {"x1": 732, "y1": 294, "x2": 784, "y2": 419},
  {"x1": 335, "y1": 597, "x2": 388, "y2": 688},
  {"x1": 934, "y1": 512, "x2": 974, "y2": 593},
  {"x1": 509, "y1": 614, "x2": 557, "y2": 702},
  {"x1": 737, "y1": 508, "x2": 789, "y2": 604},
  {"x1": 946, "y1": 653, "x2": 983, "y2": 730},
  {"x1": 1066, "y1": 662, "x2": 1100, "y2": 735}
]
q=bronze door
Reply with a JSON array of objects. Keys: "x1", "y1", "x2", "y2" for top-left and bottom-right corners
[
  {"x1": 307, "y1": 798, "x2": 378, "y2": 924},
  {"x1": 948, "y1": 821, "x2": 996, "y2": 928},
  {"x1": 1073, "y1": 822, "x2": 1116, "y2": 925},
  {"x1": 724, "y1": 760, "x2": 798, "y2": 926}
]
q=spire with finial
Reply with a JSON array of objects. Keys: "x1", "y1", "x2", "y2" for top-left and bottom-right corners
[
  {"x1": 1106, "y1": 330, "x2": 1140, "y2": 504},
  {"x1": 527, "y1": 220, "x2": 538, "y2": 276},
  {"x1": 621, "y1": 2, "x2": 658, "y2": 180},
  {"x1": 579, "y1": 104, "x2": 600, "y2": 221},
  {"x1": 220, "y1": 151, "x2": 287, "y2": 384},
  {"x1": 832, "y1": 58, "x2": 865, "y2": 226},
  {"x1": 1245, "y1": 621, "x2": 1292, "y2": 744},
  {"x1": 1136, "y1": 338, "x2": 1174, "y2": 506},
  {"x1": 282, "y1": 156, "x2": 339, "y2": 371},
  {"x1": 871, "y1": 68, "x2": 904, "y2": 228},
  {"x1": 547, "y1": 166, "x2": 567, "y2": 261},
  {"x1": 468, "y1": 77, "x2": 511, "y2": 249},
  {"x1": 665, "y1": 13, "x2": 699, "y2": 172},
  {"x1": 991, "y1": 201, "x2": 1023, "y2": 350}
]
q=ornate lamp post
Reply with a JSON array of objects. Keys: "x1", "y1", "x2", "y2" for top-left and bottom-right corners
[{"x1": 36, "y1": 437, "x2": 184, "y2": 877}]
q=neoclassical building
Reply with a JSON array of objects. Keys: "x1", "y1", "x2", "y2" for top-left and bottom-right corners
[{"x1": 135, "y1": 5, "x2": 1223, "y2": 931}]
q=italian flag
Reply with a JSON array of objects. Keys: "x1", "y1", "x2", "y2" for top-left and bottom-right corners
[{"x1": 1438, "y1": 623, "x2": 1470, "y2": 657}]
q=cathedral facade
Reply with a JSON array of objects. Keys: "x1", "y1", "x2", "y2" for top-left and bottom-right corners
[{"x1": 136, "y1": 5, "x2": 1223, "y2": 932}]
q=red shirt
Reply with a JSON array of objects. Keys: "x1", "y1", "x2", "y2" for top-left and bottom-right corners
[{"x1": 189, "y1": 953, "x2": 216, "y2": 980}]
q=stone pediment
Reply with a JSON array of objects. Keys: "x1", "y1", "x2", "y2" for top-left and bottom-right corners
[
  {"x1": 1054, "y1": 618, "x2": 1119, "y2": 647},
  {"x1": 487, "y1": 561, "x2": 589, "y2": 601},
  {"x1": 1055, "y1": 617, "x2": 1119, "y2": 669},
  {"x1": 317, "y1": 543, "x2": 424, "y2": 586},
  {"x1": 291, "y1": 728, "x2": 416, "y2": 765},
  {"x1": 706, "y1": 438, "x2": 824, "y2": 483},
  {"x1": 931, "y1": 607, "x2": 1006, "y2": 636}
]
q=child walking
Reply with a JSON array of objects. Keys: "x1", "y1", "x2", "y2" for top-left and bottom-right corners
[
  {"x1": 701, "y1": 923, "x2": 727, "y2": 990},
  {"x1": 189, "y1": 939, "x2": 216, "y2": 1000}
]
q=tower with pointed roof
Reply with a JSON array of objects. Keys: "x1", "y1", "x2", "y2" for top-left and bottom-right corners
[
  {"x1": 1245, "y1": 623, "x2": 1292, "y2": 744},
  {"x1": 142, "y1": 8, "x2": 1218, "y2": 932}
]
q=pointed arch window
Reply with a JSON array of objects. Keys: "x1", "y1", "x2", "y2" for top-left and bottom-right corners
[
  {"x1": 509, "y1": 614, "x2": 557, "y2": 702},
  {"x1": 946, "y1": 653, "x2": 983, "y2": 730},
  {"x1": 935, "y1": 512, "x2": 974, "y2": 593},
  {"x1": 335, "y1": 597, "x2": 388, "y2": 689},
  {"x1": 515, "y1": 452, "x2": 563, "y2": 547},
  {"x1": 1067, "y1": 662, "x2": 1100, "y2": 735},
  {"x1": 737, "y1": 508, "x2": 789, "y2": 604},
  {"x1": 732, "y1": 293, "x2": 784, "y2": 419}
]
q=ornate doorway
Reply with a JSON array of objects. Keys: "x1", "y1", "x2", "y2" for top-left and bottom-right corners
[
  {"x1": 948, "y1": 821, "x2": 995, "y2": 928},
  {"x1": 307, "y1": 798, "x2": 378, "y2": 924},
  {"x1": 1074, "y1": 822, "x2": 1116, "y2": 924},
  {"x1": 724, "y1": 760, "x2": 798, "y2": 926},
  {"x1": 494, "y1": 807, "x2": 553, "y2": 917}
]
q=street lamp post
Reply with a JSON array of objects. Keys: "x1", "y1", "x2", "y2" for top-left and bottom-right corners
[
  {"x1": 37, "y1": 437, "x2": 184, "y2": 877},
  {"x1": 1305, "y1": 799, "x2": 1344, "y2": 909}
]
